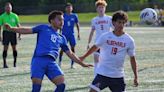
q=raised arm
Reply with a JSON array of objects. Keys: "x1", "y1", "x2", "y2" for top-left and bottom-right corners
[
  {"x1": 80, "y1": 45, "x2": 99, "y2": 61},
  {"x1": 4, "y1": 23, "x2": 33, "y2": 34}
]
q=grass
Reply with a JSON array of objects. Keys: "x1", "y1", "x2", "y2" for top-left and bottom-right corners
[
  {"x1": 19, "y1": 11, "x2": 140, "y2": 23},
  {"x1": 0, "y1": 26, "x2": 164, "y2": 92}
]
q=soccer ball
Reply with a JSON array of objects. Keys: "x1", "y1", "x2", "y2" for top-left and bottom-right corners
[{"x1": 140, "y1": 8, "x2": 158, "y2": 25}]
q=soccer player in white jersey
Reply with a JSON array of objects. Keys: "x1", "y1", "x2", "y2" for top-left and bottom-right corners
[
  {"x1": 80, "y1": 11, "x2": 138, "y2": 92},
  {"x1": 87, "y1": 0, "x2": 113, "y2": 76}
]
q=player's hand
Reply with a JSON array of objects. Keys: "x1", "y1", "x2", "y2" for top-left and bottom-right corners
[
  {"x1": 77, "y1": 35, "x2": 80, "y2": 40},
  {"x1": 82, "y1": 63, "x2": 93, "y2": 68},
  {"x1": 133, "y1": 78, "x2": 139, "y2": 87},
  {"x1": 4, "y1": 23, "x2": 11, "y2": 30}
]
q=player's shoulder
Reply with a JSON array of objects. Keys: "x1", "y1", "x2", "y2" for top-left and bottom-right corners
[
  {"x1": 72, "y1": 13, "x2": 78, "y2": 17},
  {"x1": 34, "y1": 24, "x2": 49, "y2": 29},
  {"x1": 101, "y1": 31, "x2": 113, "y2": 38},
  {"x1": 10, "y1": 12, "x2": 19, "y2": 17},
  {"x1": 91, "y1": 16, "x2": 99, "y2": 22},
  {"x1": 0, "y1": 12, "x2": 6, "y2": 17},
  {"x1": 124, "y1": 33, "x2": 134, "y2": 41},
  {"x1": 104, "y1": 15, "x2": 112, "y2": 21},
  {"x1": 105, "y1": 15, "x2": 112, "y2": 18}
]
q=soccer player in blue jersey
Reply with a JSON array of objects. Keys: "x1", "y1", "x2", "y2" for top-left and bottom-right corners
[
  {"x1": 4, "y1": 10, "x2": 92, "y2": 92},
  {"x1": 59, "y1": 3, "x2": 80, "y2": 68}
]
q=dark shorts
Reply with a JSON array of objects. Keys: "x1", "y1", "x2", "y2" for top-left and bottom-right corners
[
  {"x1": 2, "y1": 31, "x2": 17, "y2": 45},
  {"x1": 96, "y1": 49, "x2": 100, "y2": 53},
  {"x1": 90, "y1": 74, "x2": 126, "y2": 92}
]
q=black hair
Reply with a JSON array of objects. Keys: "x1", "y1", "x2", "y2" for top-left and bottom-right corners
[
  {"x1": 65, "y1": 3, "x2": 72, "y2": 7},
  {"x1": 112, "y1": 10, "x2": 128, "y2": 22},
  {"x1": 48, "y1": 10, "x2": 63, "y2": 23}
]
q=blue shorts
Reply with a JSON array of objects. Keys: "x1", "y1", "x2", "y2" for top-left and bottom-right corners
[
  {"x1": 31, "y1": 56, "x2": 64, "y2": 80},
  {"x1": 90, "y1": 74, "x2": 126, "y2": 92},
  {"x1": 64, "y1": 34, "x2": 76, "y2": 47}
]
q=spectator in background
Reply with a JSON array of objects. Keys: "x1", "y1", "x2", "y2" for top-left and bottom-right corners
[{"x1": 0, "y1": 2, "x2": 21, "y2": 68}]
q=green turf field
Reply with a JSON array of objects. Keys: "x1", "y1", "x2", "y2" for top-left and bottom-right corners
[
  {"x1": 0, "y1": 26, "x2": 164, "y2": 92},
  {"x1": 19, "y1": 11, "x2": 140, "y2": 23}
]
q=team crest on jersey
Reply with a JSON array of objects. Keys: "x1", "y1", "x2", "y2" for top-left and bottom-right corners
[
  {"x1": 51, "y1": 34, "x2": 57, "y2": 43},
  {"x1": 71, "y1": 18, "x2": 74, "y2": 21}
]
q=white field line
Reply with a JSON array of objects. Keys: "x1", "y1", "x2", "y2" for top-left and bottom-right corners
[
  {"x1": 81, "y1": 26, "x2": 164, "y2": 30},
  {"x1": 127, "y1": 88, "x2": 164, "y2": 92}
]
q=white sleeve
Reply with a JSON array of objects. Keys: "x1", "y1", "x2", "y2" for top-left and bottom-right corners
[
  {"x1": 91, "y1": 18, "x2": 95, "y2": 30},
  {"x1": 127, "y1": 40, "x2": 135, "y2": 56}
]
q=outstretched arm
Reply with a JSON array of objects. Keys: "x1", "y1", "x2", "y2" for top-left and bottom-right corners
[
  {"x1": 4, "y1": 23, "x2": 33, "y2": 34},
  {"x1": 130, "y1": 56, "x2": 138, "y2": 87},
  {"x1": 80, "y1": 45, "x2": 99, "y2": 61},
  {"x1": 65, "y1": 50, "x2": 93, "y2": 67}
]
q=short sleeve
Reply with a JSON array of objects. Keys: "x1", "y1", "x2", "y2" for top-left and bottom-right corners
[
  {"x1": 0, "y1": 16, "x2": 2, "y2": 26},
  {"x1": 74, "y1": 14, "x2": 79, "y2": 23},
  {"x1": 127, "y1": 40, "x2": 135, "y2": 56},
  {"x1": 91, "y1": 18, "x2": 95, "y2": 30},
  {"x1": 60, "y1": 35, "x2": 69, "y2": 52},
  {"x1": 15, "y1": 14, "x2": 20, "y2": 25}
]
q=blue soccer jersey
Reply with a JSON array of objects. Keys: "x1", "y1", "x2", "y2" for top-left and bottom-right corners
[
  {"x1": 32, "y1": 24, "x2": 69, "y2": 60},
  {"x1": 62, "y1": 13, "x2": 78, "y2": 36}
]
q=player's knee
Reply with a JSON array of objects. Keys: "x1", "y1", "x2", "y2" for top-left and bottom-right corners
[
  {"x1": 54, "y1": 83, "x2": 65, "y2": 92},
  {"x1": 3, "y1": 50, "x2": 7, "y2": 58}
]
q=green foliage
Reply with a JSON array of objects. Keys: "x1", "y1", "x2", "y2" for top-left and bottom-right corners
[{"x1": 19, "y1": 11, "x2": 140, "y2": 23}]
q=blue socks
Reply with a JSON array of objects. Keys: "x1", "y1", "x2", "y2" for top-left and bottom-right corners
[
  {"x1": 54, "y1": 83, "x2": 65, "y2": 92},
  {"x1": 32, "y1": 84, "x2": 41, "y2": 92},
  {"x1": 32, "y1": 83, "x2": 65, "y2": 92}
]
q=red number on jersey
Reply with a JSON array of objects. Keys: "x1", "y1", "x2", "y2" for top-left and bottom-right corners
[{"x1": 111, "y1": 47, "x2": 118, "y2": 55}]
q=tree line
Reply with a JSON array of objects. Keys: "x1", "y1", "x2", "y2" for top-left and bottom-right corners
[{"x1": 0, "y1": 0, "x2": 164, "y2": 14}]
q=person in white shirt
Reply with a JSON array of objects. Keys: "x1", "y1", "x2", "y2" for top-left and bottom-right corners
[
  {"x1": 87, "y1": 0, "x2": 113, "y2": 76},
  {"x1": 81, "y1": 11, "x2": 138, "y2": 92}
]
